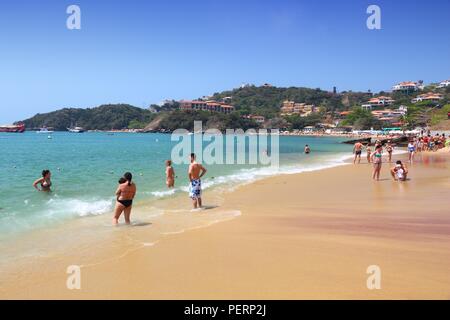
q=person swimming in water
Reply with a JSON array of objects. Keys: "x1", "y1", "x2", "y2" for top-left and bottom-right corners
[
  {"x1": 113, "y1": 172, "x2": 137, "y2": 225},
  {"x1": 33, "y1": 170, "x2": 52, "y2": 192},
  {"x1": 304, "y1": 145, "x2": 311, "y2": 154},
  {"x1": 165, "y1": 160, "x2": 175, "y2": 188}
]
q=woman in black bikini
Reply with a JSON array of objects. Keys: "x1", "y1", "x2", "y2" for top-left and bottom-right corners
[
  {"x1": 113, "y1": 172, "x2": 137, "y2": 225},
  {"x1": 33, "y1": 170, "x2": 52, "y2": 192}
]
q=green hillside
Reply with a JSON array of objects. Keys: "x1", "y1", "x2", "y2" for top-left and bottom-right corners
[{"x1": 21, "y1": 104, "x2": 155, "y2": 131}]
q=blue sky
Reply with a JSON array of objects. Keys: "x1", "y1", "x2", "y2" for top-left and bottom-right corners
[{"x1": 0, "y1": 0, "x2": 449, "y2": 123}]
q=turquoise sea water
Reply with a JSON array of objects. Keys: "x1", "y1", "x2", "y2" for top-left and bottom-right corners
[{"x1": 0, "y1": 132, "x2": 353, "y2": 239}]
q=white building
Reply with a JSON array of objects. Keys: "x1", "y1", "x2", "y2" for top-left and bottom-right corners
[
  {"x1": 437, "y1": 80, "x2": 450, "y2": 88},
  {"x1": 392, "y1": 81, "x2": 423, "y2": 93},
  {"x1": 361, "y1": 96, "x2": 394, "y2": 110}
]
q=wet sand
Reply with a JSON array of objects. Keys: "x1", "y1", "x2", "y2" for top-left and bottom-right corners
[{"x1": 1, "y1": 152, "x2": 449, "y2": 299}]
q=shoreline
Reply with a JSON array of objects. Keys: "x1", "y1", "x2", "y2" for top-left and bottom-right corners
[
  {"x1": 0, "y1": 148, "x2": 356, "y2": 268},
  {"x1": 0, "y1": 142, "x2": 355, "y2": 243},
  {"x1": 1, "y1": 151, "x2": 449, "y2": 299},
  {"x1": 13, "y1": 130, "x2": 450, "y2": 138}
]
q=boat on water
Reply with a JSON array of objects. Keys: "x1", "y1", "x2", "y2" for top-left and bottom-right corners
[
  {"x1": 37, "y1": 127, "x2": 54, "y2": 134},
  {"x1": 67, "y1": 126, "x2": 85, "y2": 133},
  {"x1": 0, "y1": 123, "x2": 25, "y2": 133}
]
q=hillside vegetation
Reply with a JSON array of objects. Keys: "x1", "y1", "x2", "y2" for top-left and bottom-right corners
[
  {"x1": 18, "y1": 85, "x2": 450, "y2": 131},
  {"x1": 21, "y1": 104, "x2": 155, "y2": 131},
  {"x1": 209, "y1": 85, "x2": 372, "y2": 117}
]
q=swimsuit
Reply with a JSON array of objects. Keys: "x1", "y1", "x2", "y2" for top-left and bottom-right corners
[
  {"x1": 396, "y1": 167, "x2": 405, "y2": 180},
  {"x1": 189, "y1": 179, "x2": 202, "y2": 199},
  {"x1": 373, "y1": 153, "x2": 382, "y2": 164},
  {"x1": 408, "y1": 145, "x2": 415, "y2": 152},
  {"x1": 41, "y1": 180, "x2": 51, "y2": 190},
  {"x1": 117, "y1": 199, "x2": 133, "y2": 208},
  {"x1": 355, "y1": 150, "x2": 362, "y2": 155}
]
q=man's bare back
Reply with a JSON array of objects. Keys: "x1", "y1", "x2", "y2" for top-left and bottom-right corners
[
  {"x1": 189, "y1": 162, "x2": 206, "y2": 180},
  {"x1": 354, "y1": 142, "x2": 363, "y2": 151}
]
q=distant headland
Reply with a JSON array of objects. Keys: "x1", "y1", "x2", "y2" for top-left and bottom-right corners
[{"x1": 17, "y1": 80, "x2": 450, "y2": 133}]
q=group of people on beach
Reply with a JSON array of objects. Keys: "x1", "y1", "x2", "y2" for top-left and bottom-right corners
[
  {"x1": 33, "y1": 153, "x2": 207, "y2": 225},
  {"x1": 353, "y1": 140, "x2": 408, "y2": 181},
  {"x1": 353, "y1": 132, "x2": 448, "y2": 181},
  {"x1": 406, "y1": 133, "x2": 448, "y2": 161},
  {"x1": 31, "y1": 131, "x2": 448, "y2": 223}
]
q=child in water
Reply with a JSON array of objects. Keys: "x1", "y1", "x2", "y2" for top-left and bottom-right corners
[
  {"x1": 165, "y1": 160, "x2": 175, "y2": 188},
  {"x1": 391, "y1": 160, "x2": 408, "y2": 181}
]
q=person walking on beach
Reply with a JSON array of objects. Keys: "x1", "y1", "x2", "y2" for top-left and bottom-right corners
[
  {"x1": 166, "y1": 160, "x2": 175, "y2": 188},
  {"x1": 113, "y1": 172, "x2": 136, "y2": 225},
  {"x1": 417, "y1": 138, "x2": 423, "y2": 153},
  {"x1": 304, "y1": 144, "x2": 311, "y2": 154},
  {"x1": 188, "y1": 153, "x2": 207, "y2": 209},
  {"x1": 390, "y1": 160, "x2": 408, "y2": 181},
  {"x1": 366, "y1": 144, "x2": 372, "y2": 163},
  {"x1": 33, "y1": 170, "x2": 52, "y2": 192},
  {"x1": 385, "y1": 141, "x2": 393, "y2": 162},
  {"x1": 353, "y1": 141, "x2": 363, "y2": 164},
  {"x1": 408, "y1": 140, "x2": 416, "y2": 162},
  {"x1": 371, "y1": 145, "x2": 383, "y2": 181}
]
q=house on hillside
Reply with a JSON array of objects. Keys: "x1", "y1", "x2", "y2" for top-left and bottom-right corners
[
  {"x1": 280, "y1": 100, "x2": 316, "y2": 117},
  {"x1": 338, "y1": 111, "x2": 351, "y2": 119},
  {"x1": 222, "y1": 96, "x2": 232, "y2": 103},
  {"x1": 437, "y1": 80, "x2": 450, "y2": 88},
  {"x1": 392, "y1": 81, "x2": 423, "y2": 94},
  {"x1": 361, "y1": 96, "x2": 395, "y2": 110},
  {"x1": 242, "y1": 114, "x2": 265, "y2": 124},
  {"x1": 411, "y1": 92, "x2": 443, "y2": 103},
  {"x1": 179, "y1": 100, "x2": 235, "y2": 114},
  {"x1": 371, "y1": 109, "x2": 404, "y2": 126}
]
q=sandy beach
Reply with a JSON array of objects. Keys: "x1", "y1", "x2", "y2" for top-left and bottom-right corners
[{"x1": 1, "y1": 151, "x2": 449, "y2": 299}]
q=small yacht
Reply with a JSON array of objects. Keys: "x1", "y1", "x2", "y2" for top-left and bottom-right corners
[
  {"x1": 67, "y1": 126, "x2": 85, "y2": 133},
  {"x1": 37, "y1": 127, "x2": 54, "y2": 134}
]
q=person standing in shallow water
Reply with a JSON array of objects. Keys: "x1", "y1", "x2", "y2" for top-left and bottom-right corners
[
  {"x1": 353, "y1": 142, "x2": 363, "y2": 164},
  {"x1": 33, "y1": 170, "x2": 52, "y2": 192},
  {"x1": 371, "y1": 145, "x2": 383, "y2": 181},
  {"x1": 385, "y1": 141, "x2": 394, "y2": 162},
  {"x1": 366, "y1": 144, "x2": 372, "y2": 163},
  {"x1": 113, "y1": 172, "x2": 136, "y2": 225},
  {"x1": 165, "y1": 160, "x2": 175, "y2": 188},
  {"x1": 188, "y1": 153, "x2": 207, "y2": 209}
]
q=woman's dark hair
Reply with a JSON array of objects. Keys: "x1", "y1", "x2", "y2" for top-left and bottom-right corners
[
  {"x1": 124, "y1": 172, "x2": 132, "y2": 186},
  {"x1": 118, "y1": 177, "x2": 127, "y2": 184},
  {"x1": 42, "y1": 170, "x2": 50, "y2": 178}
]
